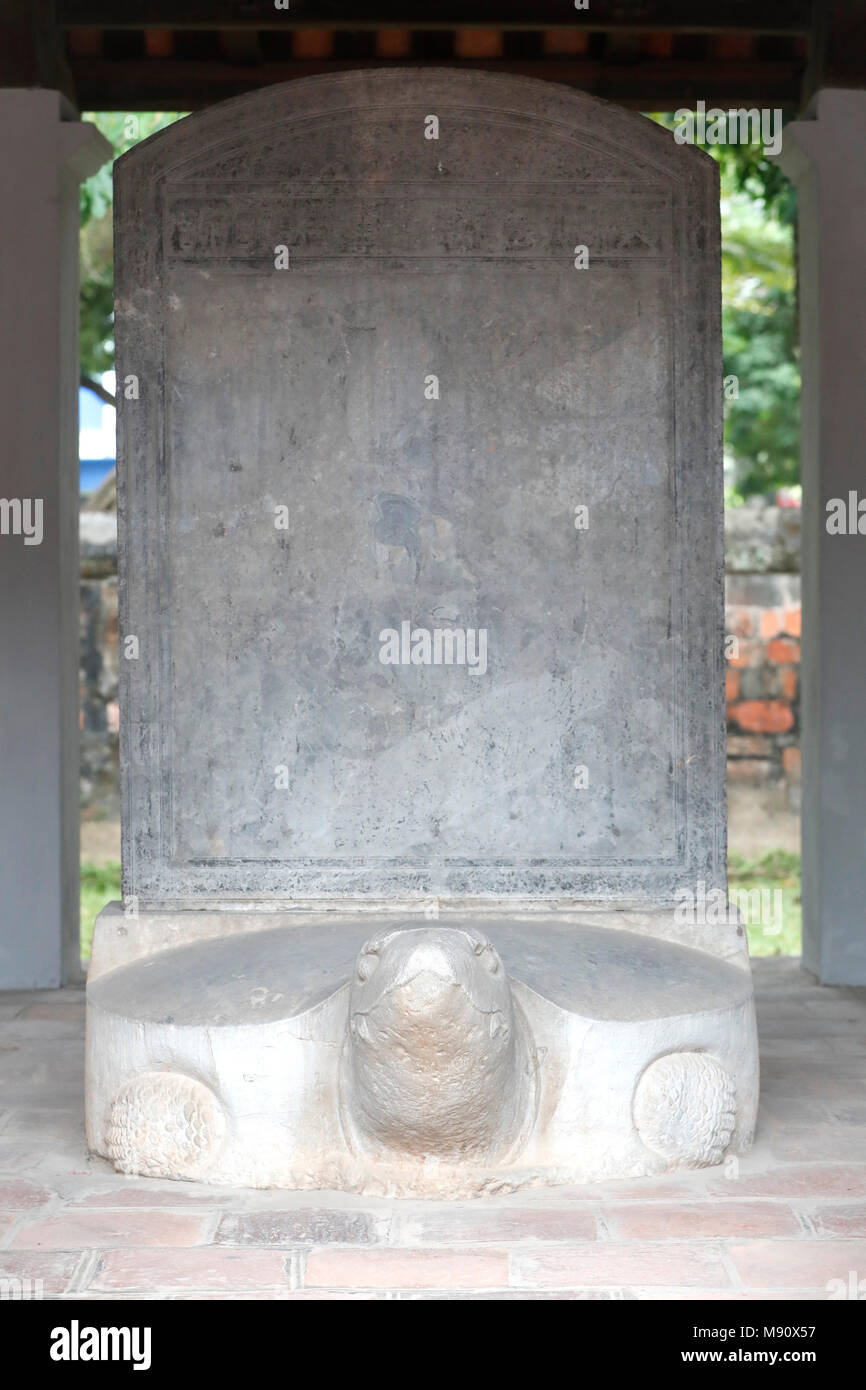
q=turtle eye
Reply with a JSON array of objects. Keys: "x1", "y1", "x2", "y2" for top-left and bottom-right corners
[
  {"x1": 357, "y1": 952, "x2": 378, "y2": 982},
  {"x1": 473, "y1": 940, "x2": 500, "y2": 973},
  {"x1": 359, "y1": 929, "x2": 399, "y2": 961}
]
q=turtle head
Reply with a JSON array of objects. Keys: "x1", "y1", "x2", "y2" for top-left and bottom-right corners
[{"x1": 343, "y1": 926, "x2": 530, "y2": 1161}]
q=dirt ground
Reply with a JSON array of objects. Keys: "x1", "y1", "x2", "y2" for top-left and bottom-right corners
[
  {"x1": 727, "y1": 784, "x2": 800, "y2": 857},
  {"x1": 80, "y1": 817, "x2": 120, "y2": 865}
]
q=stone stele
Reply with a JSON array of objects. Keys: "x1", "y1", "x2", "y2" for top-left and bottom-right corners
[{"x1": 86, "y1": 70, "x2": 758, "y2": 1196}]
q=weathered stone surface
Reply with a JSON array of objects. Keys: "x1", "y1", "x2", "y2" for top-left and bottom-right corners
[
  {"x1": 106, "y1": 1073, "x2": 226, "y2": 1180},
  {"x1": 342, "y1": 927, "x2": 533, "y2": 1164},
  {"x1": 633, "y1": 1052, "x2": 737, "y2": 1167},
  {"x1": 115, "y1": 69, "x2": 726, "y2": 910},
  {"x1": 88, "y1": 70, "x2": 758, "y2": 1194},
  {"x1": 86, "y1": 911, "x2": 758, "y2": 1193}
]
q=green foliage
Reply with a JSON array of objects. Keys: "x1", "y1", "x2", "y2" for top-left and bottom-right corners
[
  {"x1": 721, "y1": 191, "x2": 800, "y2": 497},
  {"x1": 649, "y1": 110, "x2": 796, "y2": 224},
  {"x1": 80, "y1": 112, "x2": 186, "y2": 231},
  {"x1": 728, "y1": 849, "x2": 801, "y2": 957},
  {"x1": 80, "y1": 859, "x2": 122, "y2": 963},
  {"x1": 79, "y1": 113, "x2": 186, "y2": 385},
  {"x1": 80, "y1": 210, "x2": 114, "y2": 379},
  {"x1": 712, "y1": 124, "x2": 797, "y2": 228},
  {"x1": 728, "y1": 848, "x2": 800, "y2": 880},
  {"x1": 648, "y1": 112, "x2": 800, "y2": 500}
]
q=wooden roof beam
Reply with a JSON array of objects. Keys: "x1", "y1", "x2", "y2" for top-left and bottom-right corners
[
  {"x1": 57, "y1": 0, "x2": 814, "y2": 38},
  {"x1": 67, "y1": 55, "x2": 807, "y2": 112}
]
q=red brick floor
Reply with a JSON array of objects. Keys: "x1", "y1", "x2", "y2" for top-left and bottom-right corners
[{"x1": 1, "y1": 956, "x2": 865, "y2": 1301}]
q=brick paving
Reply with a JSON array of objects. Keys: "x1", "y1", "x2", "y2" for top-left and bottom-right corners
[{"x1": 1, "y1": 956, "x2": 864, "y2": 1301}]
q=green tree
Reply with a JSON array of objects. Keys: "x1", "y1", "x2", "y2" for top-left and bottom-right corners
[
  {"x1": 79, "y1": 113, "x2": 186, "y2": 392},
  {"x1": 721, "y1": 182, "x2": 800, "y2": 497},
  {"x1": 649, "y1": 113, "x2": 800, "y2": 499}
]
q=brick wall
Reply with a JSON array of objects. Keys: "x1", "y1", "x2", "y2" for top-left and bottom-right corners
[{"x1": 725, "y1": 502, "x2": 801, "y2": 810}]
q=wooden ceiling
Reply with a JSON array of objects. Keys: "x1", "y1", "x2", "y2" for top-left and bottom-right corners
[{"x1": 3, "y1": 1, "x2": 865, "y2": 113}]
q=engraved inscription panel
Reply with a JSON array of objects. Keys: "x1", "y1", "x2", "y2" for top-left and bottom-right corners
[
  {"x1": 115, "y1": 75, "x2": 723, "y2": 902},
  {"x1": 166, "y1": 258, "x2": 675, "y2": 874}
]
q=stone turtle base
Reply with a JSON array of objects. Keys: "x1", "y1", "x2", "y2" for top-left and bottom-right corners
[{"x1": 86, "y1": 907, "x2": 758, "y2": 1195}]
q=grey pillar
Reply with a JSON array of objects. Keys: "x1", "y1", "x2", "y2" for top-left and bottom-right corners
[
  {"x1": 0, "y1": 91, "x2": 111, "y2": 987},
  {"x1": 777, "y1": 90, "x2": 866, "y2": 984}
]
